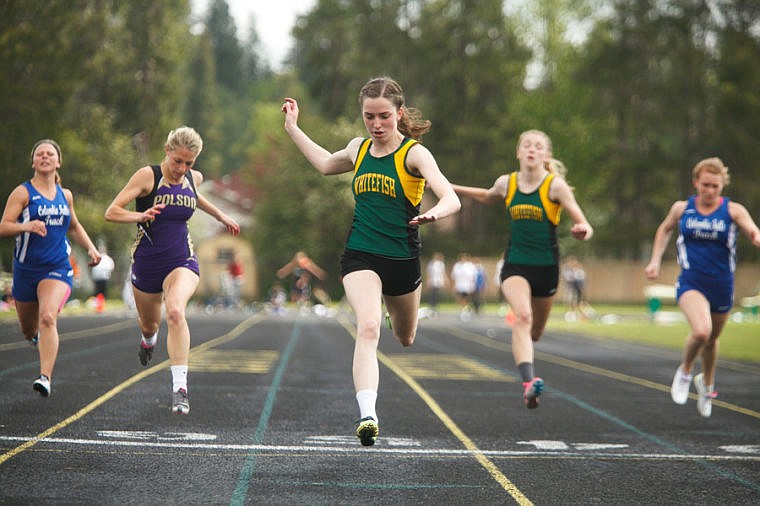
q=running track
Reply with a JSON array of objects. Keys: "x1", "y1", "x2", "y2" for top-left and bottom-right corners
[{"x1": 1, "y1": 309, "x2": 759, "y2": 505}]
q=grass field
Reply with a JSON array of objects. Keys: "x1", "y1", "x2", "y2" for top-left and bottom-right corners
[
  {"x1": 546, "y1": 303, "x2": 760, "y2": 364},
  {"x1": 441, "y1": 302, "x2": 760, "y2": 364}
]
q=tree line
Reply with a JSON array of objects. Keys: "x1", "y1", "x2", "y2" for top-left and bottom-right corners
[{"x1": 1, "y1": 0, "x2": 759, "y2": 298}]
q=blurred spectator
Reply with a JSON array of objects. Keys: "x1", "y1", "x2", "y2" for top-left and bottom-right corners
[
  {"x1": 91, "y1": 244, "x2": 115, "y2": 299},
  {"x1": 425, "y1": 252, "x2": 447, "y2": 314}
]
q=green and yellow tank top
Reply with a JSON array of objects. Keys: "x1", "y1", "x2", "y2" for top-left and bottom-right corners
[
  {"x1": 504, "y1": 171, "x2": 561, "y2": 265},
  {"x1": 346, "y1": 137, "x2": 425, "y2": 258}
]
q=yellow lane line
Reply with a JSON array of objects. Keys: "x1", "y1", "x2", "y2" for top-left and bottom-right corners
[
  {"x1": 438, "y1": 323, "x2": 760, "y2": 421},
  {"x1": 0, "y1": 319, "x2": 135, "y2": 352},
  {"x1": 0, "y1": 313, "x2": 264, "y2": 466},
  {"x1": 338, "y1": 315, "x2": 533, "y2": 506}
]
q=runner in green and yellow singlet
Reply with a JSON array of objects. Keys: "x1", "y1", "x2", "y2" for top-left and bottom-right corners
[
  {"x1": 282, "y1": 77, "x2": 461, "y2": 446},
  {"x1": 452, "y1": 130, "x2": 593, "y2": 410}
]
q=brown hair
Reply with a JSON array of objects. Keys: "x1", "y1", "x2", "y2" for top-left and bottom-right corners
[
  {"x1": 358, "y1": 77, "x2": 431, "y2": 140},
  {"x1": 31, "y1": 139, "x2": 62, "y2": 184}
]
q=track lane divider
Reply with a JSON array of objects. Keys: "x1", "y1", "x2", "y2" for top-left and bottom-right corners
[
  {"x1": 0, "y1": 313, "x2": 265, "y2": 466},
  {"x1": 440, "y1": 323, "x2": 760, "y2": 421},
  {"x1": 337, "y1": 315, "x2": 534, "y2": 506}
]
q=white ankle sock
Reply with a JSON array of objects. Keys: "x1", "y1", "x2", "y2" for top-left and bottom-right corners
[
  {"x1": 356, "y1": 390, "x2": 377, "y2": 421},
  {"x1": 141, "y1": 332, "x2": 157, "y2": 348},
  {"x1": 171, "y1": 365, "x2": 188, "y2": 392}
]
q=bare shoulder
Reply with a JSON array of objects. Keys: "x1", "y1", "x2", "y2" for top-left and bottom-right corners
[
  {"x1": 728, "y1": 200, "x2": 751, "y2": 218},
  {"x1": 665, "y1": 200, "x2": 688, "y2": 221},
  {"x1": 190, "y1": 169, "x2": 204, "y2": 186},
  {"x1": 6, "y1": 184, "x2": 31, "y2": 207},
  {"x1": 493, "y1": 173, "x2": 511, "y2": 189},
  {"x1": 345, "y1": 137, "x2": 366, "y2": 162},
  {"x1": 131, "y1": 165, "x2": 159, "y2": 188}
]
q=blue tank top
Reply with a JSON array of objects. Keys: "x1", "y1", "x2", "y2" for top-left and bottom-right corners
[
  {"x1": 131, "y1": 165, "x2": 197, "y2": 262},
  {"x1": 676, "y1": 195, "x2": 736, "y2": 277},
  {"x1": 14, "y1": 181, "x2": 72, "y2": 267}
]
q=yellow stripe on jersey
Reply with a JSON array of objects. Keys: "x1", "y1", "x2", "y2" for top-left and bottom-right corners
[
  {"x1": 505, "y1": 172, "x2": 561, "y2": 226},
  {"x1": 354, "y1": 139, "x2": 372, "y2": 172},
  {"x1": 394, "y1": 139, "x2": 425, "y2": 205},
  {"x1": 538, "y1": 174, "x2": 561, "y2": 225},
  {"x1": 354, "y1": 138, "x2": 425, "y2": 206}
]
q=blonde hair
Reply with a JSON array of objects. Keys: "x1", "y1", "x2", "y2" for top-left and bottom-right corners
[
  {"x1": 359, "y1": 76, "x2": 431, "y2": 140},
  {"x1": 516, "y1": 129, "x2": 565, "y2": 176},
  {"x1": 546, "y1": 158, "x2": 567, "y2": 178},
  {"x1": 692, "y1": 157, "x2": 730, "y2": 186},
  {"x1": 166, "y1": 126, "x2": 203, "y2": 154},
  {"x1": 517, "y1": 129, "x2": 553, "y2": 156}
]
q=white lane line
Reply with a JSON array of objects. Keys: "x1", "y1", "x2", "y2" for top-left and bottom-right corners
[{"x1": 1, "y1": 435, "x2": 759, "y2": 461}]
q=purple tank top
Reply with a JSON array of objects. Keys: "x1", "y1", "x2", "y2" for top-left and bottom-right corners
[{"x1": 131, "y1": 165, "x2": 197, "y2": 263}]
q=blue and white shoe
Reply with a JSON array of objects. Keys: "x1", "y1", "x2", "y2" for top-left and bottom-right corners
[{"x1": 522, "y1": 377, "x2": 544, "y2": 409}]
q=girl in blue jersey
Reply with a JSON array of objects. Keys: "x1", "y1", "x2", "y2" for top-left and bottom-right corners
[
  {"x1": 105, "y1": 126, "x2": 240, "y2": 415},
  {"x1": 0, "y1": 139, "x2": 101, "y2": 397},
  {"x1": 282, "y1": 77, "x2": 461, "y2": 445},
  {"x1": 645, "y1": 157, "x2": 760, "y2": 418}
]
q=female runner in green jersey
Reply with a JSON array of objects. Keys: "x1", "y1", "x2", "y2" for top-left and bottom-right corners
[
  {"x1": 452, "y1": 129, "x2": 593, "y2": 409},
  {"x1": 282, "y1": 77, "x2": 461, "y2": 445}
]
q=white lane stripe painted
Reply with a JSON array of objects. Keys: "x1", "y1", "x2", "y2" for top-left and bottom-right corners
[
  {"x1": 96, "y1": 430, "x2": 218, "y2": 441},
  {"x1": 1, "y1": 436, "x2": 759, "y2": 461},
  {"x1": 304, "y1": 435, "x2": 421, "y2": 447}
]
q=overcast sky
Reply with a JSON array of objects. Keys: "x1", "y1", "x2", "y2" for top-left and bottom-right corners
[{"x1": 191, "y1": 0, "x2": 316, "y2": 70}]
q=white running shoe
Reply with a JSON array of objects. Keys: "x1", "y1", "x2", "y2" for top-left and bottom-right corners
[
  {"x1": 172, "y1": 388, "x2": 190, "y2": 415},
  {"x1": 670, "y1": 366, "x2": 692, "y2": 405},
  {"x1": 694, "y1": 373, "x2": 717, "y2": 418},
  {"x1": 33, "y1": 375, "x2": 51, "y2": 397}
]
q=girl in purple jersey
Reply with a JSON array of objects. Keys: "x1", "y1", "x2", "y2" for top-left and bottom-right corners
[
  {"x1": 0, "y1": 139, "x2": 101, "y2": 397},
  {"x1": 105, "y1": 126, "x2": 240, "y2": 415},
  {"x1": 645, "y1": 157, "x2": 760, "y2": 418}
]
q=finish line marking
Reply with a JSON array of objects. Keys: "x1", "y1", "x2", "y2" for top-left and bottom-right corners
[{"x1": 1, "y1": 435, "x2": 758, "y2": 461}]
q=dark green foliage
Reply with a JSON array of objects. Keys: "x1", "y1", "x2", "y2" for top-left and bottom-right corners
[{"x1": 3, "y1": 0, "x2": 760, "y2": 288}]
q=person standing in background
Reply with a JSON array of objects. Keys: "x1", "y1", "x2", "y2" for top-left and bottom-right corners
[
  {"x1": 91, "y1": 243, "x2": 115, "y2": 307},
  {"x1": 227, "y1": 253, "x2": 244, "y2": 307},
  {"x1": 425, "y1": 252, "x2": 447, "y2": 315},
  {"x1": 472, "y1": 257, "x2": 487, "y2": 315},
  {"x1": 450, "y1": 253, "x2": 478, "y2": 320},
  {"x1": 0, "y1": 139, "x2": 101, "y2": 397}
]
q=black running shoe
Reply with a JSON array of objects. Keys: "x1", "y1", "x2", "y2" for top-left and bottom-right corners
[
  {"x1": 355, "y1": 416, "x2": 378, "y2": 446},
  {"x1": 138, "y1": 343, "x2": 154, "y2": 366}
]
